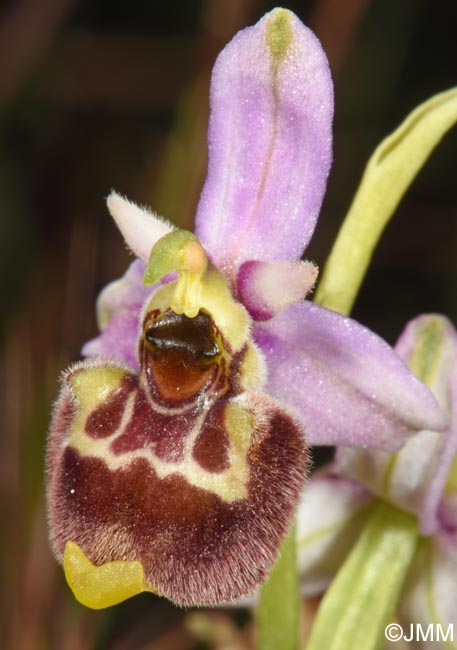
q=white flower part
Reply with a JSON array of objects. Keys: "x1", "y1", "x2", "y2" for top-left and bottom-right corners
[
  {"x1": 107, "y1": 191, "x2": 174, "y2": 262},
  {"x1": 297, "y1": 476, "x2": 371, "y2": 596},
  {"x1": 398, "y1": 535, "x2": 457, "y2": 649}
]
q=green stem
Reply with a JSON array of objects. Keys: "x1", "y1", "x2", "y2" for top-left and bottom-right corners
[
  {"x1": 306, "y1": 501, "x2": 418, "y2": 650},
  {"x1": 258, "y1": 526, "x2": 299, "y2": 650}
]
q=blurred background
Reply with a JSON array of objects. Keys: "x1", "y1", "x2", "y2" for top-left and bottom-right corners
[{"x1": 0, "y1": 0, "x2": 456, "y2": 648}]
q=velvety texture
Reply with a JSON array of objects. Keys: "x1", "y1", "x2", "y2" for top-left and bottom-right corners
[{"x1": 49, "y1": 303, "x2": 308, "y2": 606}]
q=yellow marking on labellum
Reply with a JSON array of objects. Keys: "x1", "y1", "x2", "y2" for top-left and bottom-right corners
[
  {"x1": 70, "y1": 366, "x2": 127, "y2": 412},
  {"x1": 225, "y1": 401, "x2": 255, "y2": 455},
  {"x1": 69, "y1": 377, "x2": 136, "y2": 458},
  {"x1": 67, "y1": 371, "x2": 252, "y2": 502},
  {"x1": 63, "y1": 541, "x2": 149, "y2": 609},
  {"x1": 238, "y1": 343, "x2": 266, "y2": 391}
]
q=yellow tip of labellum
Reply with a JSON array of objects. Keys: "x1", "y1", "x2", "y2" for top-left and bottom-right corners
[
  {"x1": 144, "y1": 230, "x2": 208, "y2": 318},
  {"x1": 63, "y1": 541, "x2": 150, "y2": 609}
]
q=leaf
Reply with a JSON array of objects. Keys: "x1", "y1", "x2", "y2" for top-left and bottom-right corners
[
  {"x1": 258, "y1": 526, "x2": 299, "y2": 650},
  {"x1": 316, "y1": 86, "x2": 457, "y2": 316},
  {"x1": 305, "y1": 501, "x2": 418, "y2": 650}
]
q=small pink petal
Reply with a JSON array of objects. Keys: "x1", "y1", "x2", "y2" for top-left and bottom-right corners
[
  {"x1": 107, "y1": 191, "x2": 173, "y2": 263},
  {"x1": 237, "y1": 259, "x2": 318, "y2": 320},
  {"x1": 82, "y1": 311, "x2": 141, "y2": 371},
  {"x1": 195, "y1": 8, "x2": 333, "y2": 275},
  {"x1": 81, "y1": 260, "x2": 151, "y2": 370}
]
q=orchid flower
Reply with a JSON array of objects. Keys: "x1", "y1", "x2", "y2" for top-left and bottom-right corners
[
  {"x1": 298, "y1": 314, "x2": 457, "y2": 648},
  {"x1": 46, "y1": 9, "x2": 444, "y2": 611}
]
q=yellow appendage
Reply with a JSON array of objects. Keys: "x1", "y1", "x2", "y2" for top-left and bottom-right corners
[{"x1": 63, "y1": 541, "x2": 150, "y2": 609}]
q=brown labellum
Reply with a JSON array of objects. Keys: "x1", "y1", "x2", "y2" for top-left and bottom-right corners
[{"x1": 47, "y1": 307, "x2": 308, "y2": 606}]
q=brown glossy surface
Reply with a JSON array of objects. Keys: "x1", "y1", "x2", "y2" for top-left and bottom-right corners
[{"x1": 142, "y1": 310, "x2": 223, "y2": 403}]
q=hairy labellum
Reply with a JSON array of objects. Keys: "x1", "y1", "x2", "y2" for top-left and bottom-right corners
[{"x1": 47, "y1": 260, "x2": 308, "y2": 608}]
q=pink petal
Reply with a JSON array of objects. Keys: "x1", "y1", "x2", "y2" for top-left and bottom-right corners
[
  {"x1": 254, "y1": 302, "x2": 446, "y2": 449},
  {"x1": 237, "y1": 259, "x2": 318, "y2": 321},
  {"x1": 336, "y1": 315, "x2": 457, "y2": 535},
  {"x1": 195, "y1": 8, "x2": 333, "y2": 275},
  {"x1": 81, "y1": 260, "x2": 151, "y2": 370},
  {"x1": 93, "y1": 259, "x2": 149, "y2": 328},
  {"x1": 82, "y1": 311, "x2": 141, "y2": 371}
]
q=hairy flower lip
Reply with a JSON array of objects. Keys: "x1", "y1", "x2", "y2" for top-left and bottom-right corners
[{"x1": 47, "y1": 351, "x2": 310, "y2": 607}]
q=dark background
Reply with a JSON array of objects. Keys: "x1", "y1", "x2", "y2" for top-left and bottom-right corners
[{"x1": 1, "y1": 1, "x2": 456, "y2": 648}]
